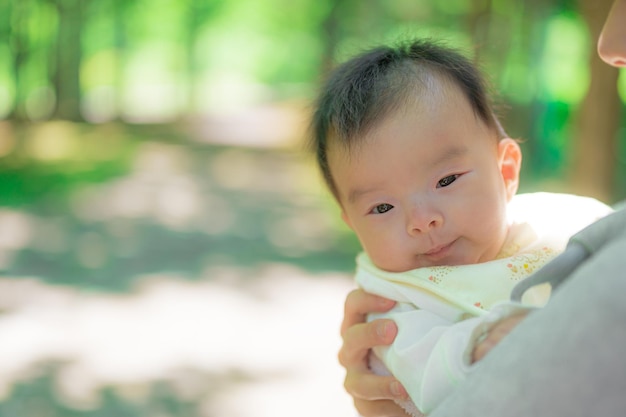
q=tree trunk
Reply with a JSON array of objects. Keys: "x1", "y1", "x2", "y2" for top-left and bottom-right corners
[
  {"x1": 53, "y1": 0, "x2": 83, "y2": 121},
  {"x1": 185, "y1": 0, "x2": 201, "y2": 116},
  {"x1": 571, "y1": 0, "x2": 620, "y2": 203},
  {"x1": 466, "y1": 0, "x2": 492, "y2": 62},
  {"x1": 8, "y1": 0, "x2": 30, "y2": 121},
  {"x1": 319, "y1": 0, "x2": 343, "y2": 76},
  {"x1": 112, "y1": 0, "x2": 128, "y2": 121}
]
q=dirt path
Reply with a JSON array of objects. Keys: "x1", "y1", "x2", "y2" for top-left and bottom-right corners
[{"x1": 0, "y1": 122, "x2": 358, "y2": 416}]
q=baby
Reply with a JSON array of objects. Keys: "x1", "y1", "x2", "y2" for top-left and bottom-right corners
[{"x1": 309, "y1": 38, "x2": 611, "y2": 416}]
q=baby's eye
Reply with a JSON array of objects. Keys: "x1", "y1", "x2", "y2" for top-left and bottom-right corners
[
  {"x1": 437, "y1": 174, "x2": 460, "y2": 188},
  {"x1": 371, "y1": 203, "x2": 394, "y2": 214}
]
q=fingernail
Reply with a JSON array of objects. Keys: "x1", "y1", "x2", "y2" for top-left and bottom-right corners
[
  {"x1": 380, "y1": 298, "x2": 394, "y2": 307},
  {"x1": 376, "y1": 322, "x2": 392, "y2": 339}
]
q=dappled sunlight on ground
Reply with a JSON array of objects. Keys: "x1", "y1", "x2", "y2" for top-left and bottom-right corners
[
  {"x1": 0, "y1": 120, "x2": 361, "y2": 416},
  {"x1": 189, "y1": 102, "x2": 309, "y2": 149},
  {"x1": 0, "y1": 266, "x2": 356, "y2": 416},
  {"x1": 1, "y1": 123, "x2": 358, "y2": 287}
]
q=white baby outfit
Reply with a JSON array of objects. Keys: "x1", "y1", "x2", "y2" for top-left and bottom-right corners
[{"x1": 356, "y1": 193, "x2": 613, "y2": 416}]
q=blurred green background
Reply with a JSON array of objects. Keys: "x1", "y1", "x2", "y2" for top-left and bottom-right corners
[{"x1": 0, "y1": 0, "x2": 624, "y2": 416}]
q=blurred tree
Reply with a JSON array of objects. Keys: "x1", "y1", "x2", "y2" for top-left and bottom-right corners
[
  {"x1": 8, "y1": 0, "x2": 31, "y2": 120},
  {"x1": 52, "y1": 0, "x2": 83, "y2": 121},
  {"x1": 112, "y1": 0, "x2": 130, "y2": 120},
  {"x1": 0, "y1": 0, "x2": 623, "y2": 202},
  {"x1": 184, "y1": 0, "x2": 223, "y2": 113},
  {"x1": 319, "y1": 0, "x2": 343, "y2": 74},
  {"x1": 571, "y1": 0, "x2": 620, "y2": 202},
  {"x1": 466, "y1": 0, "x2": 492, "y2": 61}
]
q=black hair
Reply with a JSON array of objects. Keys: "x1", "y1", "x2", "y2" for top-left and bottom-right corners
[{"x1": 309, "y1": 38, "x2": 506, "y2": 199}]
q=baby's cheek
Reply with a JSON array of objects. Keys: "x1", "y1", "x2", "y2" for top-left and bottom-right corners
[
  {"x1": 369, "y1": 245, "x2": 407, "y2": 272},
  {"x1": 467, "y1": 210, "x2": 508, "y2": 260}
]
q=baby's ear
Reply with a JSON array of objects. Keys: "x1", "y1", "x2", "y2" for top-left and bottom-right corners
[{"x1": 498, "y1": 138, "x2": 522, "y2": 201}]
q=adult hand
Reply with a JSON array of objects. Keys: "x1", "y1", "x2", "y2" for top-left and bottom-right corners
[{"x1": 338, "y1": 288, "x2": 410, "y2": 417}]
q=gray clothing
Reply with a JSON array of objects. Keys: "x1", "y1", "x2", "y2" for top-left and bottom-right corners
[{"x1": 430, "y1": 206, "x2": 626, "y2": 417}]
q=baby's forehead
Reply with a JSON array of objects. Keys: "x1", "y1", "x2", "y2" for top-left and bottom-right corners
[
  {"x1": 330, "y1": 77, "x2": 481, "y2": 154},
  {"x1": 328, "y1": 62, "x2": 465, "y2": 152}
]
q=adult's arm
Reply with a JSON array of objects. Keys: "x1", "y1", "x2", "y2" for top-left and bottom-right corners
[{"x1": 429, "y1": 207, "x2": 626, "y2": 417}]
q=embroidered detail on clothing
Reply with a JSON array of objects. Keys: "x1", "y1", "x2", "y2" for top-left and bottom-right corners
[
  {"x1": 506, "y1": 247, "x2": 556, "y2": 280},
  {"x1": 427, "y1": 266, "x2": 455, "y2": 284}
]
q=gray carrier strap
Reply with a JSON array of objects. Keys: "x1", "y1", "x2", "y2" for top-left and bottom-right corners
[{"x1": 511, "y1": 205, "x2": 626, "y2": 303}]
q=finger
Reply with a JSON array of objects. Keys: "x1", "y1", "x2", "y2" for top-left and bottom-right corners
[
  {"x1": 488, "y1": 313, "x2": 528, "y2": 341},
  {"x1": 345, "y1": 372, "x2": 408, "y2": 401},
  {"x1": 354, "y1": 398, "x2": 411, "y2": 417},
  {"x1": 472, "y1": 337, "x2": 495, "y2": 363},
  {"x1": 473, "y1": 324, "x2": 512, "y2": 362},
  {"x1": 472, "y1": 313, "x2": 529, "y2": 362},
  {"x1": 338, "y1": 320, "x2": 397, "y2": 368},
  {"x1": 340, "y1": 289, "x2": 396, "y2": 337}
]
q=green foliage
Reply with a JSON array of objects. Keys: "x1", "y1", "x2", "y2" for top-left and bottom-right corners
[
  {"x1": 539, "y1": 13, "x2": 590, "y2": 104},
  {"x1": 0, "y1": 122, "x2": 136, "y2": 207},
  {"x1": 0, "y1": 0, "x2": 612, "y2": 111},
  {"x1": 0, "y1": 0, "x2": 624, "y2": 197}
]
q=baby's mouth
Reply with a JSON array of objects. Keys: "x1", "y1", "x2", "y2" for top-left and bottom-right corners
[{"x1": 423, "y1": 240, "x2": 455, "y2": 260}]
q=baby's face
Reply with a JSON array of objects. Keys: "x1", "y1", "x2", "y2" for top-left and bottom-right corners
[{"x1": 329, "y1": 84, "x2": 521, "y2": 272}]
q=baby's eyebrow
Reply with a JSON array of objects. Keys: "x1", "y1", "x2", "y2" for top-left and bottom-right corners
[
  {"x1": 430, "y1": 145, "x2": 468, "y2": 168},
  {"x1": 347, "y1": 186, "x2": 379, "y2": 205},
  {"x1": 346, "y1": 146, "x2": 468, "y2": 204}
]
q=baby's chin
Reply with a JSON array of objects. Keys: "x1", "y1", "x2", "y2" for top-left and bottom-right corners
[
  {"x1": 373, "y1": 259, "x2": 451, "y2": 273},
  {"x1": 374, "y1": 253, "x2": 482, "y2": 273}
]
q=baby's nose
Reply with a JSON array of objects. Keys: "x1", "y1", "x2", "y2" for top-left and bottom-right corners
[{"x1": 406, "y1": 206, "x2": 443, "y2": 236}]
